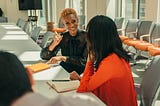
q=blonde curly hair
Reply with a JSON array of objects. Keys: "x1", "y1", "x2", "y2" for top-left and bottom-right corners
[{"x1": 60, "y1": 8, "x2": 79, "y2": 22}]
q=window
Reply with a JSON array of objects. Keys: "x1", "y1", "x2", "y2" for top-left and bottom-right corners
[
  {"x1": 138, "y1": 0, "x2": 146, "y2": 20},
  {"x1": 122, "y1": 0, "x2": 138, "y2": 20},
  {"x1": 120, "y1": 0, "x2": 145, "y2": 20},
  {"x1": 39, "y1": 0, "x2": 47, "y2": 26},
  {"x1": 38, "y1": 0, "x2": 85, "y2": 28}
]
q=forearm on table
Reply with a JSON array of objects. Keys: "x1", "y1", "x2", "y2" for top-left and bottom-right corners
[{"x1": 65, "y1": 56, "x2": 86, "y2": 66}]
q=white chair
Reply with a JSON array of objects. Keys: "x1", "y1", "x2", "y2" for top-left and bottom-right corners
[
  {"x1": 16, "y1": 18, "x2": 26, "y2": 29},
  {"x1": 0, "y1": 17, "x2": 8, "y2": 23},
  {"x1": 30, "y1": 27, "x2": 42, "y2": 42},
  {"x1": 40, "y1": 31, "x2": 54, "y2": 48},
  {"x1": 23, "y1": 21, "x2": 31, "y2": 35},
  {"x1": 114, "y1": 17, "x2": 124, "y2": 35}
]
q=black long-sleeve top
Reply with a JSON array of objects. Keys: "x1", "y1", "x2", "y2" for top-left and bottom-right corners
[{"x1": 40, "y1": 30, "x2": 88, "y2": 74}]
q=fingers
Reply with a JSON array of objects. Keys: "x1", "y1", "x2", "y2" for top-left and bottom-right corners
[
  {"x1": 54, "y1": 32, "x2": 63, "y2": 45},
  {"x1": 69, "y1": 71, "x2": 81, "y2": 80},
  {"x1": 55, "y1": 31, "x2": 58, "y2": 34},
  {"x1": 55, "y1": 31, "x2": 62, "y2": 39},
  {"x1": 46, "y1": 57, "x2": 58, "y2": 64}
]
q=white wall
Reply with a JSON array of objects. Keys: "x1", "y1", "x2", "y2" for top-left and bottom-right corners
[
  {"x1": 2, "y1": 0, "x2": 158, "y2": 24},
  {"x1": 106, "y1": 0, "x2": 115, "y2": 20},
  {"x1": 86, "y1": 0, "x2": 108, "y2": 22},
  {"x1": 56, "y1": 0, "x2": 65, "y2": 22},
  {"x1": 1, "y1": 0, "x2": 110, "y2": 24},
  {"x1": 1, "y1": 0, "x2": 28, "y2": 23},
  {"x1": 146, "y1": 0, "x2": 158, "y2": 22},
  {"x1": 0, "y1": 0, "x2": 7, "y2": 16}
]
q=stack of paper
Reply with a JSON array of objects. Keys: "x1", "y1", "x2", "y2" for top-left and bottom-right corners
[{"x1": 46, "y1": 80, "x2": 80, "y2": 93}]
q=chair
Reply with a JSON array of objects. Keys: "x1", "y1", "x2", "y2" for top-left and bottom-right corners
[
  {"x1": 136, "y1": 55, "x2": 160, "y2": 106},
  {"x1": 16, "y1": 18, "x2": 21, "y2": 26},
  {"x1": 133, "y1": 23, "x2": 160, "y2": 59},
  {"x1": 147, "y1": 23, "x2": 160, "y2": 57},
  {"x1": 148, "y1": 46, "x2": 160, "y2": 56},
  {"x1": 0, "y1": 16, "x2": 8, "y2": 23},
  {"x1": 30, "y1": 27, "x2": 42, "y2": 42},
  {"x1": 131, "y1": 23, "x2": 155, "y2": 59},
  {"x1": 114, "y1": 17, "x2": 124, "y2": 35},
  {"x1": 40, "y1": 31, "x2": 54, "y2": 48},
  {"x1": 133, "y1": 23, "x2": 158, "y2": 53},
  {"x1": 16, "y1": 18, "x2": 26, "y2": 29},
  {"x1": 119, "y1": 19, "x2": 139, "y2": 42},
  {"x1": 78, "y1": 15, "x2": 86, "y2": 30},
  {"x1": 122, "y1": 20, "x2": 152, "y2": 64},
  {"x1": 23, "y1": 21, "x2": 31, "y2": 35},
  {"x1": 123, "y1": 20, "x2": 152, "y2": 47}
]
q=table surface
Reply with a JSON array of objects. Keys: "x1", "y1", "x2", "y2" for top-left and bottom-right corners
[
  {"x1": 0, "y1": 23, "x2": 42, "y2": 65},
  {"x1": 0, "y1": 23, "x2": 106, "y2": 106}
]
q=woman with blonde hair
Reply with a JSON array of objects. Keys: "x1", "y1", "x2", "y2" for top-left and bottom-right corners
[{"x1": 41, "y1": 8, "x2": 88, "y2": 75}]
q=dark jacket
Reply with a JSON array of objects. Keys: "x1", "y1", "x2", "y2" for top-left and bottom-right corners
[{"x1": 40, "y1": 30, "x2": 88, "y2": 74}]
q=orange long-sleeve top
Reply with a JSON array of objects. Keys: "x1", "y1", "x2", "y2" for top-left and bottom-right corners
[{"x1": 77, "y1": 53, "x2": 138, "y2": 106}]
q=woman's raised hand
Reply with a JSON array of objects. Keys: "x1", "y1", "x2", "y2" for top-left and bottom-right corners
[{"x1": 53, "y1": 31, "x2": 63, "y2": 46}]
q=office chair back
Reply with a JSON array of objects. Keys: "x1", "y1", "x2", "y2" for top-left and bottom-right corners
[
  {"x1": 140, "y1": 55, "x2": 160, "y2": 106},
  {"x1": 16, "y1": 18, "x2": 21, "y2": 26},
  {"x1": 16, "y1": 18, "x2": 26, "y2": 29},
  {"x1": 151, "y1": 23, "x2": 160, "y2": 44},
  {"x1": 0, "y1": 17, "x2": 8, "y2": 23},
  {"x1": 114, "y1": 17, "x2": 124, "y2": 35},
  {"x1": 125, "y1": 19, "x2": 139, "y2": 35},
  {"x1": 114, "y1": 17, "x2": 124, "y2": 29},
  {"x1": 30, "y1": 27, "x2": 42, "y2": 42},
  {"x1": 40, "y1": 31, "x2": 54, "y2": 48},
  {"x1": 136, "y1": 21, "x2": 152, "y2": 40},
  {"x1": 23, "y1": 22, "x2": 31, "y2": 35}
]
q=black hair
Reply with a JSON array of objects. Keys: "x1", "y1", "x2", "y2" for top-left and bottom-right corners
[
  {"x1": 0, "y1": 51, "x2": 32, "y2": 106},
  {"x1": 86, "y1": 15, "x2": 130, "y2": 68}
]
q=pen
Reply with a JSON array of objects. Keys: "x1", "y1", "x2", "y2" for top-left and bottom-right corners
[
  {"x1": 55, "y1": 31, "x2": 58, "y2": 35},
  {"x1": 52, "y1": 79, "x2": 70, "y2": 82}
]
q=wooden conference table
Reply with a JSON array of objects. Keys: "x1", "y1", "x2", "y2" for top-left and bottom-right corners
[{"x1": 0, "y1": 23, "x2": 106, "y2": 106}]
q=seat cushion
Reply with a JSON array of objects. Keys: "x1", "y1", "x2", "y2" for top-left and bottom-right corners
[
  {"x1": 52, "y1": 28, "x2": 66, "y2": 33},
  {"x1": 148, "y1": 46, "x2": 160, "y2": 56},
  {"x1": 124, "y1": 40, "x2": 140, "y2": 46},
  {"x1": 119, "y1": 36, "x2": 128, "y2": 42},
  {"x1": 135, "y1": 42, "x2": 153, "y2": 51}
]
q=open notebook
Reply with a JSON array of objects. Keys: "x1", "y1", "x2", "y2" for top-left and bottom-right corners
[
  {"x1": 26, "y1": 63, "x2": 51, "y2": 73},
  {"x1": 46, "y1": 80, "x2": 80, "y2": 93}
]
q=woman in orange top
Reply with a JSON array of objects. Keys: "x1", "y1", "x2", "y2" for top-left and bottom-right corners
[{"x1": 76, "y1": 15, "x2": 138, "y2": 106}]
